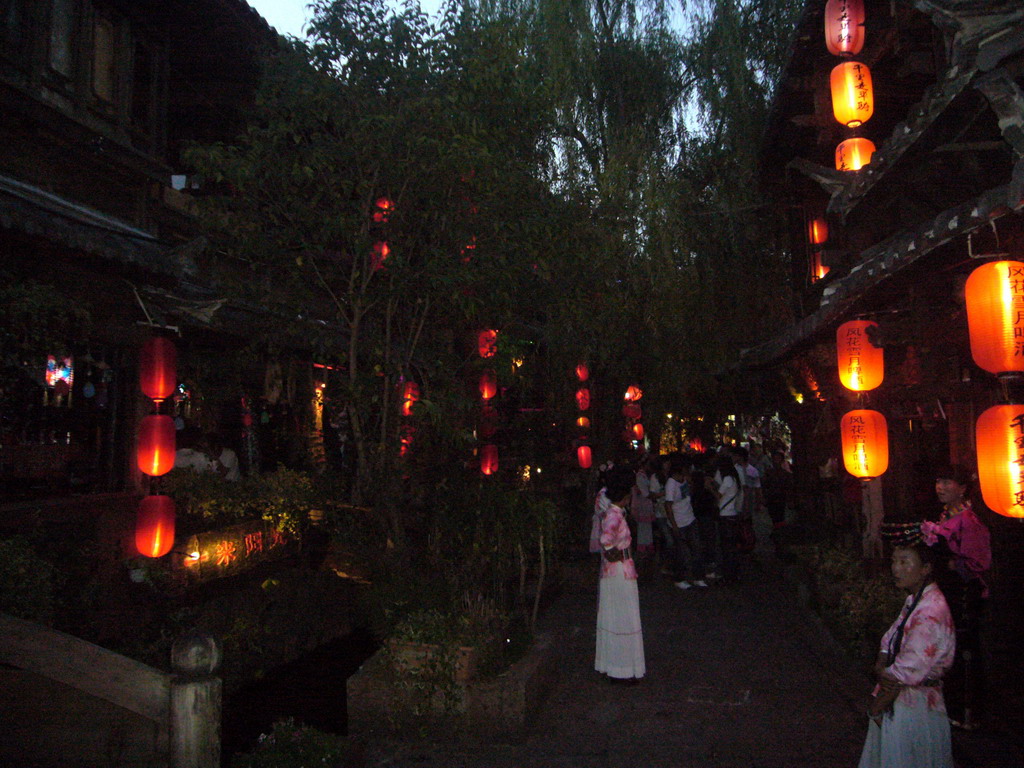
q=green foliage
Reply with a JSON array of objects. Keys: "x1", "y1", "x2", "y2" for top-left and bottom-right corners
[
  {"x1": 230, "y1": 718, "x2": 354, "y2": 768},
  {"x1": 833, "y1": 573, "x2": 905, "y2": 661},
  {"x1": 0, "y1": 536, "x2": 58, "y2": 624}
]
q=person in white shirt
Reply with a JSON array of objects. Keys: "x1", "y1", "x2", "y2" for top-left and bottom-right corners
[
  {"x1": 663, "y1": 457, "x2": 707, "y2": 589},
  {"x1": 174, "y1": 427, "x2": 215, "y2": 473},
  {"x1": 207, "y1": 432, "x2": 241, "y2": 481},
  {"x1": 708, "y1": 456, "x2": 743, "y2": 584}
]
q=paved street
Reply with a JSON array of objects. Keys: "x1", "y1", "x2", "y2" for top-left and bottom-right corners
[{"x1": 363, "y1": 528, "x2": 1024, "y2": 768}]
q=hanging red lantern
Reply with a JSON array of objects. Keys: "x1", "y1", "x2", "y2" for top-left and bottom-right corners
[
  {"x1": 836, "y1": 320, "x2": 884, "y2": 391},
  {"x1": 372, "y1": 196, "x2": 394, "y2": 223},
  {"x1": 575, "y1": 363, "x2": 589, "y2": 381},
  {"x1": 576, "y1": 416, "x2": 591, "y2": 429},
  {"x1": 479, "y1": 370, "x2": 497, "y2": 400},
  {"x1": 136, "y1": 495, "x2": 175, "y2": 558},
  {"x1": 976, "y1": 404, "x2": 1024, "y2": 518},
  {"x1": 577, "y1": 444, "x2": 592, "y2": 469},
  {"x1": 810, "y1": 252, "x2": 831, "y2": 282},
  {"x1": 808, "y1": 217, "x2": 829, "y2": 246},
  {"x1": 575, "y1": 387, "x2": 591, "y2": 410},
  {"x1": 371, "y1": 241, "x2": 390, "y2": 271},
  {"x1": 840, "y1": 409, "x2": 888, "y2": 479},
  {"x1": 965, "y1": 260, "x2": 1024, "y2": 377},
  {"x1": 632, "y1": 422, "x2": 645, "y2": 440},
  {"x1": 478, "y1": 329, "x2": 498, "y2": 358},
  {"x1": 139, "y1": 336, "x2": 177, "y2": 402},
  {"x1": 824, "y1": 0, "x2": 865, "y2": 57},
  {"x1": 400, "y1": 381, "x2": 420, "y2": 416},
  {"x1": 399, "y1": 424, "x2": 415, "y2": 456},
  {"x1": 624, "y1": 385, "x2": 643, "y2": 401},
  {"x1": 137, "y1": 414, "x2": 176, "y2": 476},
  {"x1": 480, "y1": 444, "x2": 499, "y2": 475},
  {"x1": 623, "y1": 403, "x2": 642, "y2": 420},
  {"x1": 831, "y1": 61, "x2": 873, "y2": 128},
  {"x1": 835, "y1": 137, "x2": 875, "y2": 171}
]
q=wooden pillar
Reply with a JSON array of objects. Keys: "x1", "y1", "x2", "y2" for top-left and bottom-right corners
[
  {"x1": 170, "y1": 631, "x2": 221, "y2": 768},
  {"x1": 861, "y1": 477, "x2": 883, "y2": 560}
]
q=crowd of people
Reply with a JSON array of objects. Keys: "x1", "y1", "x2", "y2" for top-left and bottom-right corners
[
  {"x1": 173, "y1": 426, "x2": 241, "y2": 480},
  {"x1": 589, "y1": 448, "x2": 992, "y2": 768}
]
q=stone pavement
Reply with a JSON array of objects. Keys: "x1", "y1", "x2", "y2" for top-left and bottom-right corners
[{"x1": 363, "y1": 530, "x2": 1024, "y2": 768}]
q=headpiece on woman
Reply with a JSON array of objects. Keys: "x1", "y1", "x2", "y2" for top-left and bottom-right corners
[{"x1": 880, "y1": 521, "x2": 924, "y2": 547}]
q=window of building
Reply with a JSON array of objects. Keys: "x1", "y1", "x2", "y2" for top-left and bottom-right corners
[
  {"x1": 48, "y1": 0, "x2": 77, "y2": 78},
  {"x1": 91, "y1": 13, "x2": 116, "y2": 103}
]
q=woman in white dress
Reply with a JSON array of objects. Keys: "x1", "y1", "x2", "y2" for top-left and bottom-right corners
[{"x1": 595, "y1": 466, "x2": 645, "y2": 682}]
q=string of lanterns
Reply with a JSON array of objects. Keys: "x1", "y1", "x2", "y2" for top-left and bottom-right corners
[
  {"x1": 135, "y1": 335, "x2": 178, "y2": 558},
  {"x1": 825, "y1": 0, "x2": 875, "y2": 172},
  {"x1": 575, "y1": 363, "x2": 592, "y2": 469},
  {"x1": 623, "y1": 385, "x2": 644, "y2": 445},
  {"x1": 478, "y1": 328, "x2": 499, "y2": 475}
]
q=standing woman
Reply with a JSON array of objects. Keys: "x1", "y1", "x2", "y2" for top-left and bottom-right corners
[
  {"x1": 632, "y1": 456, "x2": 657, "y2": 579},
  {"x1": 859, "y1": 525, "x2": 955, "y2": 768},
  {"x1": 922, "y1": 464, "x2": 991, "y2": 730},
  {"x1": 708, "y1": 457, "x2": 742, "y2": 584},
  {"x1": 595, "y1": 466, "x2": 646, "y2": 682}
]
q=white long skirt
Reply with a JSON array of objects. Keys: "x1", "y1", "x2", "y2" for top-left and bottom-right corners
[
  {"x1": 595, "y1": 562, "x2": 645, "y2": 679},
  {"x1": 858, "y1": 701, "x2": 953, "y2": 768}
]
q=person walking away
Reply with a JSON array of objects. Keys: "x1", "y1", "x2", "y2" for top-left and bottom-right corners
[
  {"x1": 731, "y1": 446, "x2": 761, "y2": 552},
  {"x1": 595, "y1": 466, "x2": 645, "y2": 682},
  {"x1": 859, "y1": 523, "x2": 954, "y2": 768},
  {"x1": 664, "y1": 458, "x2": 707, "y2": 589},
  {"x1": 762, "y1": 448, "x2": 793, "y2": 540},
  {"x1": 708, "y1": 457, "x2": 742, "y2": 584},
  {"x1": 921, "y1": 464, "x2": 991, "y2": 731},
  {"x1": 690, "y1": 455, "x2": 720, "y2": 579},
  {"x1": 649, "y1": 455, "x2": 673, "y2": 574},
  {"x1": 632, "y1": 456, "x2": 657, "y2": 580}
]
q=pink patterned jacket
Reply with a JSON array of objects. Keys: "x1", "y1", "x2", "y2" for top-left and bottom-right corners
[
  {"x1": 600, "y1": 503, "x2": 637, "y2": 580},
  {"x1": 920, "y1": 500, "x2": 991, "y2": 597}
]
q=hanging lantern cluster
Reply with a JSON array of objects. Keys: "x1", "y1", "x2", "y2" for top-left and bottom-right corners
[
  {"x1": 836, "y1": 320, "x2": 884, "y2": 391},
  {"x1": 622, "y1": 385, "x2": 643, "y2": 445},
  {"x1": 824, "y1": 0, "x2": 874, "y2": 171},
  {"x1": 370, "y1": 196, "x2": 393, "y2": 271},
  {"x1": 574, "y1": 363, "x2": 592, "y2": 468},
  {"x1": 477, "y1": 329, "x2": 499, "y2": 475},
  {"x1": 136, "y1": 336, "x2": 178, "y2": 558}
]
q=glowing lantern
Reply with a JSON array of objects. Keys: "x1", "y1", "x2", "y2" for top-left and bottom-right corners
[
  {"x1": 577, "y1": 444, "x2": 592, "y2": 469},
  {"x1": 965, "y1": 260, "x2": 1024, "y2": 377},
  {"x1": 479, "y1": 370, "x2": 497, "y2": 400},
  {"x1": 137, "y1": 414, "x2": 176, "y2": 476},
  {"x1": 975, "y1": 404, "x2": 1024, "y2": 518},
  {"x1": 576, "y1": 416, "x2": 591, "y2": 429},
  {"x1": 825, "y1": 0, "x2": 865, "y2": 57},
  {"x1": 840, "y1": 409, "x2": 888, "y2": 479},
  {"x1": 623, "y1": 403, "x2": 642, "y2": 420},
  {"x1": 808, "y1": 217, "x2": 829, "y2": 246},
  {"x1": 632, "y1": 422, "x2": 645, "y2": 440},
  {"x1": 575, "y1": 364, "x2": 589, "y2": 382},
  {"x1": 372, "y1": 196, "x2": 394, "y2": 223},
  {"x1": 480, "y1": 444, "x2": 499, "y2": 475},
  {"x1": 810, "y1": 252, "x2": 831, "y2": 282},
  {"x1": 836, "y1": 320, "x2": 883, "y2": 391},
  {"x1": 399, "y1": 425, "x2": 415, "y2": 456},
  {"x1": 478, "y1": 329, "x2": 498, "y2": 358},
  {"x1": 831, "y1": 61, "x2": 873, "y2": 127},
  {"x1": 575, "y1": 387, "x2": 591, "y2": 411},
  {"x1": 835, "y1": 137, "x2": 875, "y2": 171},
  {"x1": 401, "y1": 381, "x2": 420, "y2": 416},
  {"x1": 624, "y1": 385, "x2": 643, "y2": 401},
  {"x1": 136, "y1": 495, "x2": 175, "y2": 558},
  {"x1": 371, "y1": 241, "x2": 390, "y2": 271},
  {"x1": 139, "y1": 337, "x2": 177, "y2": 402},
  {"x1": 479, "y1": 405, "x2": 498, "y2": 438}
]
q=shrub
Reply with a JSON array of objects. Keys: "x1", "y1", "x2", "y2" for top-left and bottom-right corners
[
  {"x1": 0, "y1": 536, "x2": 58, "y2": 624},
  {"x1": 230, "y1": 718, "x2": 355, "y2": 768}
]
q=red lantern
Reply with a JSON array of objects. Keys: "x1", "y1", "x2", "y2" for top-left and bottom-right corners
[
  {"x1": 399, "y1": 425, "x2": 415, "y2": 456},
  {"x1": 810, "y1": 252, "x2": 831, "y2": 282},
  {"x1": 136, "y1": 495, "x2": 175, "y2": 558},
  {"x1": 479, "y1": 405, "x2": 498, "y2": 438},
  {"x1": 808, "y1": 217, "x2": 829, "y2": 246},
  {"x1": 479, "y1": 370, "x2": 497, "y2": 400},
  {"x1": 825, "y1": 0, "x2": 865, "y2": 57},
  {"x1": 371, "y1": 241, "x2": 390, "y2": 271},
  {"x1": 139, "y1": 337, "x2": 177, "y2": 402},
  {"x1": 577, "y1": 444, "x2": 592, "y2": 469},
  {"x1": 976, "y1": 405, "x2": 1024, "y2": 518},
  {"x1": 835, "y1": 137, "x2": 875, "y2": 171},
  {"x1": 840, "y1": 409, "x2": 888, "y2": 479},
  {"x1": 372, "y1": 196, "x2": 394, "y2": 223},
  {"x1": 575, "y1": 387, "x2": 591, "y2": 411},
  {"x1": 478, "y1": 329, "x2": 498, "y2": 358},
  {"x1": 632, "y1": 422, "x2": 645, "y2": 440},
  {"x1": 575, "y1": 363, "x2": 589, "y2": 382},
  {"x1": 622, "y1": 403, "x2": 642, "y2": 420},
  {"x1": 576, "y1": 416, "x2": 590, "y2": 429},
  {"x1": 137, "y1": 414, "x2": 176, "y2": 476},
  {"x1": 401, "y1": 381, "x2": 420, "y2": 416},
  {"x1": 836, "y1": 320, "x2": 883, "y2": 391},
  {"x1": 480, "y1": 444, "x2": 499, "y2": 475},
  {"x1": 965, "y1": 260, "x2": 1024, "y2": 377},
  {"x1": 624, "y1": 385, "x2": 643, "y2": 401},
  {"x1": 831, "y1": 61, "x2": 873, "y2": 128}
]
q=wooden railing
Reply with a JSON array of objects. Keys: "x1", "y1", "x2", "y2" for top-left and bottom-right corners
[{"x1": 0, "y1": 612, "x2": 220, "y2": 768}]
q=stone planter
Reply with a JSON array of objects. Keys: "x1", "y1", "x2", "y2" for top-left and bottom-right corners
[{"x1": 386, "y1": 639, "x2": 480, "y2": 684}]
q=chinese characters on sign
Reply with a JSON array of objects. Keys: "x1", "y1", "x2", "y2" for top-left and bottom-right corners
[{"x1": 183, "y1": 520, "x2": 291, "y2": 582}]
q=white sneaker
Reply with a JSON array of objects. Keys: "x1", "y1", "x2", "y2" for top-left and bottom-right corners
[
  {"x1": 675, "y1": 581, "x2": 693, "y2": 590},
  {"x1": 704, "y1": 571, "x2": 719, "y2": 580},
  {"x1": 693, "y1": 580, "x2": 709, "y2": 587}
]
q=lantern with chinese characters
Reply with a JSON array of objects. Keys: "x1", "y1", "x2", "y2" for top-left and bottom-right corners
[
  {"x1": 479, "y1": 370, "x2": 497, "y2": 400},
  {"x1": 139, "y1": 336, "x2": 177, "y2": 402},
  {"x1": 808, "y1": 217, "x2": 829, "y2": 247},
  {"x1": 577, "y1": 444, "x2": 593, "y2": 469},
  {"x1": 480, "y1": 444, "x2": 499, "y2": 475},
  {"x1": 137, "y1": 414, "x2": 176, "y2": 476},
  {"x1": 624, "y1": 385, "x2": 643, "y2": 402},
  {"x1": 965, "y1": 260, "x2": 1024, "y2": 377},
  {"x1": 840, "y1": 409, "x2": 888, "y2": 479},
  {"x1": 136, "y1": 495, "x2": 175, "y2": 558},
  {"x1": 837, "y1": 320, "x2": 883, "y2": 391},
  {"x1": 401, "y1": 381, "x2": 420, "y2": 416},
  {"x1": 632, "y1": 422, "x2": 645, "y2": 441},
  {"x1": 478, "y1": 329, "x2": 498, "y2": 358},
  {"x1": 575, "y1": 363, "x2": 589, "y2": 381},
  {"x1": 831, "y1": 61, "x2": 873, "y2": 127},
  {"x1": 575, "y1": 387, "x2": 591, "y2": 411},
  {"x1": 825, "y1": 0, "x2": 865, "y2": 57},
  {"x1": 835, "y1": 137, "x2": 875, "y2": 171},
  {"x1": 975, "y1": 404, "x2": 1024, "y2": 518}
]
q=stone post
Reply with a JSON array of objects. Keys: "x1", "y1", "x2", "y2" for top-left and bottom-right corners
[{"x1": 170, "y1": 631, "x2": 222, "y2": 768}]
